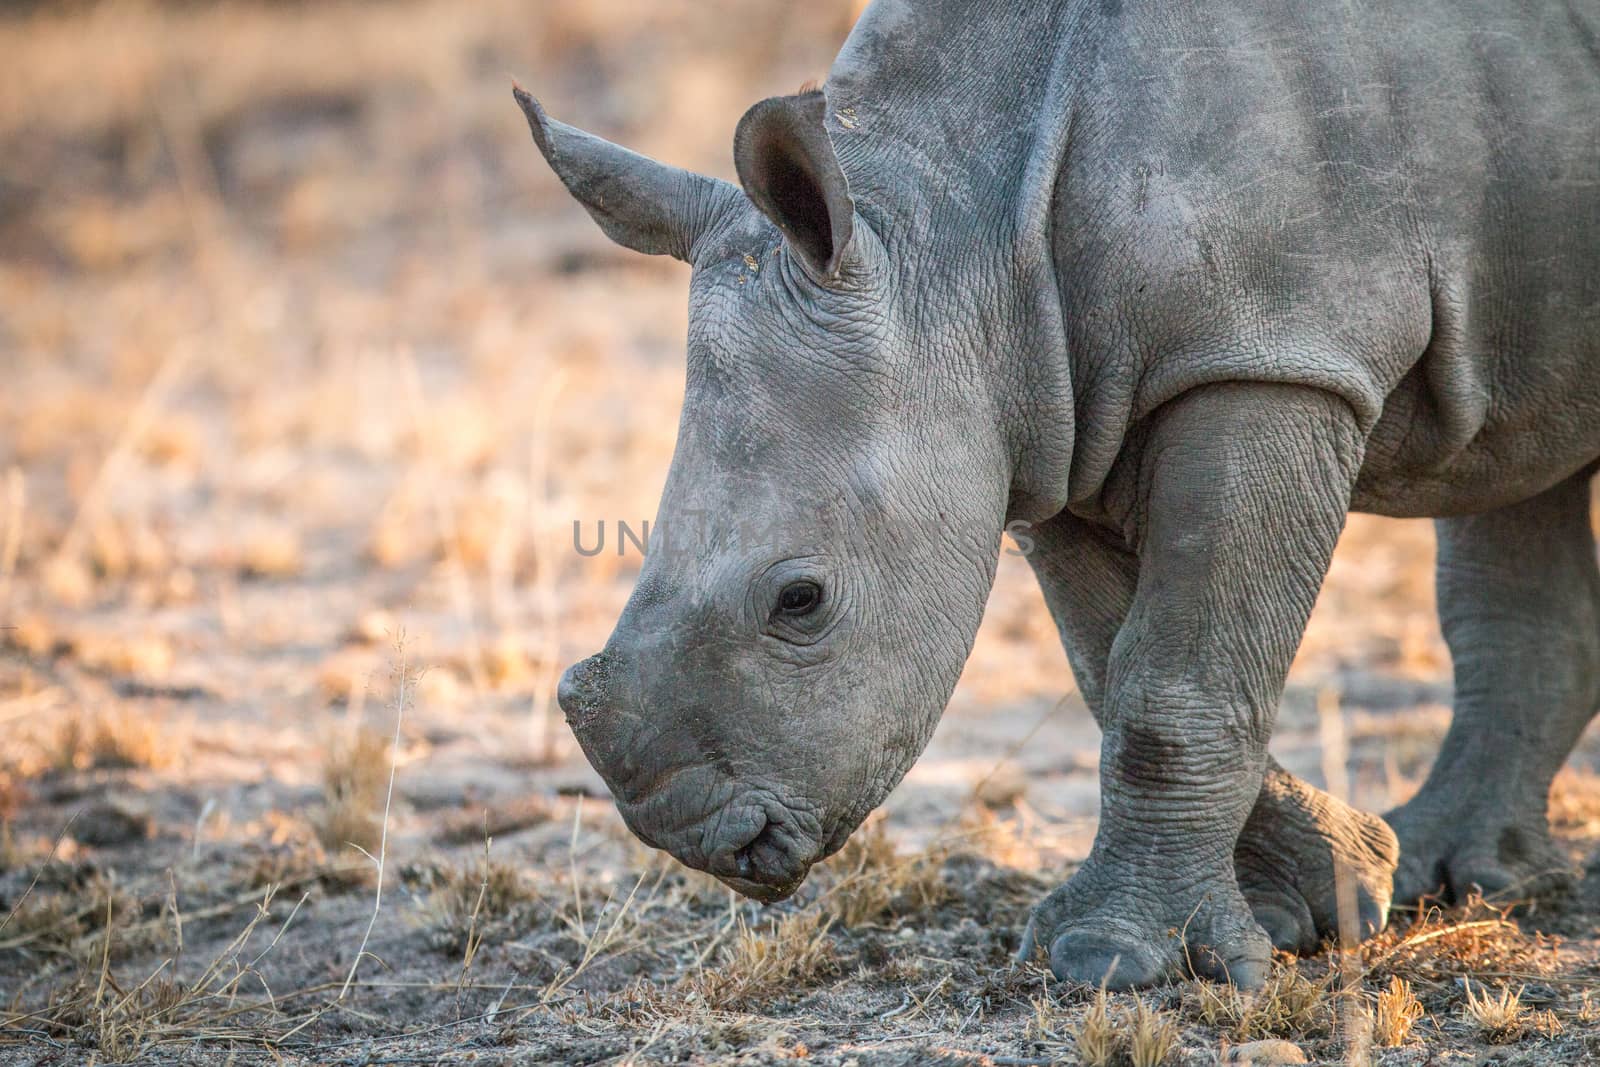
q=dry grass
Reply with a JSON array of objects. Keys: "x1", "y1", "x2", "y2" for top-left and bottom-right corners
[
  {"x1": 422, "y1": 850, "x2": 544, "y2": 954},
  {"x1": 686, "y1": 910, "x2": 836, "y2": 1010},
  {"x1": 1065, "y1": 987, "x2": 1180, "y2": 1067},
  {"x1": 813, "y1": 818, "x2": 949, "y2": 927},
  {"x1": 48, "y1": 709, "x2": 171, "y2": 772},
  {"x1": 1362, "y1": 897, "x2": 1559, "y2": 989},
  {"x1": 1071, "y1": 987, "x2": 1121, "y2": 1066},
  {"x1": 1183, "y1": 964, "x2": 1335, "y2": 1042},
  {"x1": 5, "y1": 884, "x2": 313, "y2": 1062},
  {"x1": 1125, "y1": 996, "x2": 1181, "y2": 1067},
  {"x1": 234, "y1": 523, "x2": 304, "y2": 580},
  {"x1": 1549, "y1": 766, "x2": 1600, "y2": 840},
  {"x1": 313, "y1": 727, "x2": 391, "y2": 855},
  {"x1": 1371, "y1": 975, "x2": 1425, "y2": 1047},
  {"x1": 0, "y1": 871, "x2": 162, "y2": 968},
  {"x1": 1461, "y1": 981, "x2": 1528, "y2": 1043}
]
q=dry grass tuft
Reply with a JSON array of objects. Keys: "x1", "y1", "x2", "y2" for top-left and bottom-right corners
[
  {"x1": 1461, "y1": 980, "x2": 1528, "y2": 1043},
  {"x1": 814, "y1": 819, "x2": 949, "y2": 927},
  {"x1": 1067, "y1": 987, "x2": 1180, "y2": 1067},
  {"x1": 0, "y1": 874, "x2": 161, "y2": 966},
  {"x1": 1071, "y1": 987, "x2": 1121, "y2": 1066},
  {"x1": 1182, "y1": 964, "x2": 1334, "y2": 1041},
  {"x1": 1371, "y1": 975, "x2": 1425, "y2": 1047},
  {"x1": 9, "y1": 885, "x2": 312, "y2": 1060},
  {"x1": 1126, "y1": 996, "x2": 1181, "y2": 1067},
  {"x1": 1549, "y1": 766, "x2": 1600, "y2": 841},
  {"x1": 69, "y1": 632, "x2": 177, "y2": 679},
  {"x1": 40, "y1": 555, "x2": 95, "y2": 608},
  {"x1": 236, "y1": 835, "x2": 370, "y2": 894},
  {"x1": 49, "y1": 710, "x2": 171, "y2": 772},
  {"x1": 687, "y1": 910, "x2": 835, "y2": 1009},
  {"x1": 314, "y1": 727, "x2": 391, "y2": 855},
  {"x1": 957, "y1": 802, "x2": 1047, "y2": 870},
  {"x1": 87, "y1": 518, "x2": 170, "y2": 581},
  {"x1": 422, "y1": 851, "x2": 544, "y2": 954}
]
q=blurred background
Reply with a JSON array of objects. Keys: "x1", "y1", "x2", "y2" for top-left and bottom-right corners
[{"x1": 1, "y1": 1, "x2": 1597, "y2": 1061}]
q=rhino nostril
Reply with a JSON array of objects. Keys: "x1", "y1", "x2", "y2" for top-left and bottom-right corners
[{"x1": 557, "y1": 653, "x2": 609, "y2": 725}]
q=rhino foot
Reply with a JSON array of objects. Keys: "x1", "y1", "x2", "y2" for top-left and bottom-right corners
[
  {"x1": 1018, "y1": 863, "x2": 1271, "y2": 990},
  {"x1": 1233, "y1": 765, "x2": 1399, "y2": 954},
  {"x1": 1386, "y1": 797, "x2": 1574, "y2": 906}
]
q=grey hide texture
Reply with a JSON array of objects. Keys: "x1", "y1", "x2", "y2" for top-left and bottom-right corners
[{"x1": 523, "y1": 0, "x2": 1600, "y2": 989}]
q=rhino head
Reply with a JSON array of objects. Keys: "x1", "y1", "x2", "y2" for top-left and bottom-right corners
[{"x1": 519, "y1": 84, "x2": 1047, "y2": 902}]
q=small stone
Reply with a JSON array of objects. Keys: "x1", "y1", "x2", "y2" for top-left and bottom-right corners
[
  {"x1": 1223, "y1": 1040, "x2": 1309, "y2": 1066},
  {"x1": 75, "y1": 797, "x2": 154, "y2": 847}
]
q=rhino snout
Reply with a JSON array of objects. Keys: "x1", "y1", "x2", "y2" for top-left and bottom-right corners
[
  {"x1": 555, "y1": 640, "x2": 826, "y2": 903},
  {"x1": 556, "y1": 652, "x2": 610, "y2": 729}
]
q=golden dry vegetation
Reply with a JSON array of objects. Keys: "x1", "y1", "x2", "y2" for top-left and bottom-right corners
[{"x1": 2, "y1": 2, "x2": 1599, "y2": 1064}]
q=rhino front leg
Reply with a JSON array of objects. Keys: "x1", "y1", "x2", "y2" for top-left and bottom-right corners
[
  {"x1": 1025, "y1": 511, "x2": 1398, "y2": 957},
  {"x1": 1386, "y1": 468, "x2": 1600, "y2": 904},
  {"x1": 1020, "y1": 383, "x2": 1363, "y2": 989}
]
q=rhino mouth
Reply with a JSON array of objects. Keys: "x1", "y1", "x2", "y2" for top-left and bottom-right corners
[
  {"x1": 715, "y1": 869, "x2": 805, "y2": 903},
  {"x1": 704, "y1": 813, "x2": 813, "y2": 902},
  {"x1": 614, "y1": 782, "x2": 821, "y2": 902}
]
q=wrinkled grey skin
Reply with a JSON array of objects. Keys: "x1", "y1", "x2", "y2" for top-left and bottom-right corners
[{"x1": 522, "y1": 0, "x2": 1600, "y2": 990}]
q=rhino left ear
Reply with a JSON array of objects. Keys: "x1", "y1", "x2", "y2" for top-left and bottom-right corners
[
  {"x1": 514, "y1": 85, "x2": 742, "y2": 263},
  {"x1": 734, "y1": 92, "x2": 855, "y2": 279}
]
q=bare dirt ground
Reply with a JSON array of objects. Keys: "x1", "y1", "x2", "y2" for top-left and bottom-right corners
[{"x1": 1, "y1": 2, "x2": 1598, "y2": 1064}]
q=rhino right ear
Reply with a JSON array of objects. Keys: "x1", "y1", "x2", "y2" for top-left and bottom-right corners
[
  {"x1": 733, "y1": 92, "x2": 855, "y2": 280},
  {"x1": 514, "y1": 85, "x2": 741, "y2": 264}
]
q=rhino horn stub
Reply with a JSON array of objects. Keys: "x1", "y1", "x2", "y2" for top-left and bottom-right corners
[
  {"x1": 513, "y1": 83, "x2": 742, "y2": 264},
  {"x1": 733, "y1": 92, "x2": 856, "y2": 280}
]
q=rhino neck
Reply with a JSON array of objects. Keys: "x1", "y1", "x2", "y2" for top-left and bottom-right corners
[{"x1": 823, "y1": 0, "x2": 1090, "y2": 521}]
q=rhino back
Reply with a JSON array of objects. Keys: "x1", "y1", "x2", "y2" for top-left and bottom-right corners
[{"x1": 1054, "y1": 0, "x2": 1600, "y2": 514}]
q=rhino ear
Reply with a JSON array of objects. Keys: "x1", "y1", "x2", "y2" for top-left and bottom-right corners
[
  {"x1": 514, "y1": 85, "x2": 740, "y2": 263},
  {"x1": 733, "y1": 92, "x2": 855, "y2": 279}
]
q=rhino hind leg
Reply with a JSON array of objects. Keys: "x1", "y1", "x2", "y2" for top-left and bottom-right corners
[
  {"x1": 1386, "y1": 468, "x2": 1600, "y2": 905},
  {"x1": 1234, "y1": 760, "x2": 1399, "y2": 953}
]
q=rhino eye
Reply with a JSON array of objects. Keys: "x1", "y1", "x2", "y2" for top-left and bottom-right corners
[{"x1": 777, "y1": 580, "x2": 822, "y2": 617}]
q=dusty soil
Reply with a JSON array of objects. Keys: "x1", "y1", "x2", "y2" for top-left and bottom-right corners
[{"x1": 1, "y1": 2, "x2": 1597, "y2": 1064}]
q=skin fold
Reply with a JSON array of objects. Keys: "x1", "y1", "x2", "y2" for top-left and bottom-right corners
[{"x1": 524, "y1": 0, "x2": 1600, "y2": 989}]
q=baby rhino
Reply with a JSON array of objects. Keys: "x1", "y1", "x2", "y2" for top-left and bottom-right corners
[{"x1": 523, "y1": 0, "x2": 1600, "y2": 989}]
